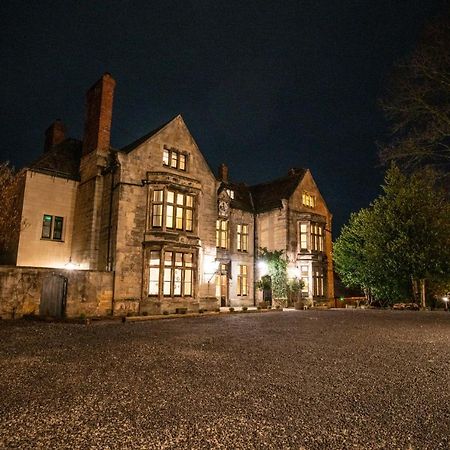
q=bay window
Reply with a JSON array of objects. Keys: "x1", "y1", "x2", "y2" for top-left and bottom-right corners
[
  {"x1": 150, "y1": 189, "x2": 194, "y2": 232},
  {"x1": 148, "y1": 250, "x2": 195, "y2": 297}
]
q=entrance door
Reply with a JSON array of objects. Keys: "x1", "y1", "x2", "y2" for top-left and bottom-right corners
[
  {"x1": 40, "y1": 274, "x2": 67, "y2": 318},
  {"x1": 217, "y1": 263, "x2": 229, "y2": 307}
]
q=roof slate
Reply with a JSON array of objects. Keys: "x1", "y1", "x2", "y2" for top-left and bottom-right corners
[
  {"x1": 249, "y1": 168, "x2": 306, "y2": 213},
  {"x1": 29, "y1": 139, "x2": 82, "y2": 180},
  {"x1": 120, "y1": 116, "x2": 177, "y2": 154}
]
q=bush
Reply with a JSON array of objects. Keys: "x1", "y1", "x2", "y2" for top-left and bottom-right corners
[
  {"x1": 276, "y1": 305, "x2": 281, "y2": 310},
  {"x1": 163, "y1": 311, "x2": 169, "y2": 315},
  {"x1": 258, "y1": 301, "x2": 268, "y2": 309},
  {"x1": 242, "y1": 306, "x2": 248, "y2": 312},
  {"x1": 199, "y1": 308, "x2": 204, "y2": 314},
  {"x1": 257, "y1": 306, "x2": 261, "y2": 310},
  {"x1": 215, "y1": 308, "x2": 220, "y2": 312},
  {"x1": 142, "y1": 311, "x2": 148, "y2": 316},
  {"x1": 295, "y1": 301, "x2": 305, "y2": 310},
  {"x1": 229, "y1": 307, "x2": 235, "y2": 313}
]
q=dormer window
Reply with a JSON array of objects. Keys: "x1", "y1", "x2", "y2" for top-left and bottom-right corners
[
  {"x1": 302, "y1": 192, "x2": 315, "y2": 208},
  {"x1": 163, "y1": 147, "x2": 187, "y2": 171}
]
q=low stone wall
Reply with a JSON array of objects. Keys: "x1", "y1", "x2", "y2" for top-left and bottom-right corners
[{"x1": 0, "y1": 266, "x2": 113, "y2": 319}]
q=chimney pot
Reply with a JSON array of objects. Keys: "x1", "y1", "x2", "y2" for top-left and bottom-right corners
[{"x1": 218, "y1": 163, "x2": 229, "y2": 182}]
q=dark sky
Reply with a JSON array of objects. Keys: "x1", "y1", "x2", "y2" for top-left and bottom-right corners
[{"x1": 0, "y1": 1, "x2": 445, "y2": 234}]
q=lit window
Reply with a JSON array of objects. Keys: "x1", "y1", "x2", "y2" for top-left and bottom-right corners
[
  {"x1": 237, "y1": 224, "x2": 248, "y2": 252},
  {"x1": 162, "y1": 147, "x2": 188, "y2": 171},
  {"x1": 313, "y1": 268, "x2": 324, "y2": 297},
  {"x1": 300, "y1": 265, "x2": 309, "y2": 294},
  {"x1": 226, "y1": 189, "x2": 235, "y2": 199},
  {"x1": 150, "y1": 189, "x2": 194, "y2": 232},
  {"x1": 302, "y1": 192, "x2": 315, "y2": 208},
  {"x1": 300, "y1": 223, "x2": 308, "y2": 250},
  {"x1": 148, "y1": 250, "x2": 195, "y2": 297},
  {"x1": 311, "y1": 223, "x2": 324, "y2": 252},
  {"x1": 216, "y1": 219, "x2": 229, "y2": 249},
  {"x1": 41, "y1": 214, "x2": 64, "y2": 241},
  {"x1": 237, "y1": 265, "x2": 248, "y2": 296}
]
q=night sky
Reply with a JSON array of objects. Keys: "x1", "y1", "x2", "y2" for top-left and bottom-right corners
[{"x1": 0, "y1": 1, "x2": 445, "y2": 234}]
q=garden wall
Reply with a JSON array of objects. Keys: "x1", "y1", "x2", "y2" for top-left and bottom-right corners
[{"x1": 0, "y1": 266, "x2": 113, "y2": 319}]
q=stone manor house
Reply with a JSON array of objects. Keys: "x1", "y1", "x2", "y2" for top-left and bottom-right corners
[{"x1": 0, "y1": 73, "x2": 334, "y2": 317}]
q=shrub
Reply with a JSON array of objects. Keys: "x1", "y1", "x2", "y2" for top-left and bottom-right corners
[
  {"x1": 229, "y1": 307, "x2": 235, "y2": 313},
  {"x1": 242, "y1": 306, "x2": 248, "y2": 312},
  {"x1": 142, "y1": 311, "x2": 148, "y2": 316},
  {"x1": 163, "y1": 311, "x2": 169, "y2": 315},
  {"x1": 199, "y1": 308, "x2": 204, "y2": 314},
  {"x1": 257, "y1": 306, "x2": 261, "y2": 310},
  {"x1": 215, "y1": 308, "x2": 220, "y2": 312},
  {"x1": 295, "y1": 301, "x2": 305, "y2": 310},
  {"x1": 258, "y1": 301, "x2": 268, "y2": 309},
  {"x1": 276, "y1": 305, "x2": 281, "y2": 310}
]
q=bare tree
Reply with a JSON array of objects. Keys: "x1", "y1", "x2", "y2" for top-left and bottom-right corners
[
  {"x1": 0, "y1": 162, "x2": 24, "y2": 260},
  {"x1": 380, "y1": 11, "x2": 450, "y2": 177}
]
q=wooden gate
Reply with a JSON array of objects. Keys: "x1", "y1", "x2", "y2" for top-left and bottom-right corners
[{"x1": 40, "y1": 274, "x2": 68, "y2": 318}]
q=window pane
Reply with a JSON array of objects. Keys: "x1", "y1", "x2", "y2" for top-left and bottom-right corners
[
  {"x1": 184, "y1": 253, "x2": 193, "y2": 267},
  {"x1": 166, "y1": 205, "x2": 174, "y2": 228},
  {"x1": 42, "y1": 215, "x2": 52, "y2": 239},
  {"x1": 300, "y1": 223, "x2": 307, "y2": 232},
  {"x1": 150, "y1": 251, "x2": 160, "y2": 266},
  {"x1": 171, "y1": 152, "x2": 177, "y2": 168},
  {"x1": 184, "y1": 269, "x2": 192, "y2": 296},
  {"x1": 176, "y1": 207, "x2": 183, "y2": 229},
  {"x1": 167, "y1": 191, "x2": 175, "y2": 204},
  {"x1": 186, "y1": 195, "x2": 193, "y2": 207},
  {"x1": 149, "y1": 268, "x2": 160, "y2": 295},
  {"x1": 153, "y1": 190, "x2": 163, "y2": 202},
  {"x1": 175, "y1": 253, "x2": 183, "y2": 266},
  {"x1": 53, "y1": 216, "x2": 63, "y2": 240},
  {"x1": 163, "y1": 149, "x2": 169, "y2": 166},
  {"x1": 242, "y1": 234, "x2": 248, "y2": 251},
  {"x1": 152, "y1": 204, "x2": 162, "y2": 227},
  {"x1": 164, "y1": 252, "x2": 173, "y2": 266},
  {"x1": 176, "y1": 193, "x2": 184, "y2": 206},
  {"x1": 185, "y1": 209, "x2": 193, "y2": 231},
  {"x1": 179, "y1": 154, "x2": 186, "y2": 170},
  {"x1": 163, "y1": 268, "x2": 172, "y2": 295},
  {"x1": 174, "y1": 269, "x2": 182, "y2": 295}
]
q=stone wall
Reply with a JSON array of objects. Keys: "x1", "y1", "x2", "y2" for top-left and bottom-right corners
[{"x1": 0, "y1": 266, "x2": 113, "y2": 319}]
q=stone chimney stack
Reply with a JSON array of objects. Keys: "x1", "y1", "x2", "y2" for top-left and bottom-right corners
[
  {"x1": 82, "y1": 73, "x2": 116, "y2": 157},
  {"x1": 44, "y1": 120, "x2": 65, "y2": 152},
  {"x1": 218, "y1": 163, "x2": 229, "y2": 182}
]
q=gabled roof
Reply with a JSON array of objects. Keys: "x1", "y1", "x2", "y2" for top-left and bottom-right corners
[
  {"x1": 120, "y1": 116, "x2": 178, "y2": 154},
  {"x1": 219, "y1": 182, "x2": 254, "y2": 212},
  {"x1": 29, "y1": 139, "x2": 82, "y2": 180},
  {"x1": 249, "y1": 168, "x2": 306, "y2": 213}
]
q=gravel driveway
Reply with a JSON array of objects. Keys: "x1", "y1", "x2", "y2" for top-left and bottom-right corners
[{"x1": 0, "y1": 310, "x2": 449, "y2": 449}]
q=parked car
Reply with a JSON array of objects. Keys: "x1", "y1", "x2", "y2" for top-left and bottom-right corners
[{"x1": 392, "y1": 302, "x2": 419, "y2": 310}]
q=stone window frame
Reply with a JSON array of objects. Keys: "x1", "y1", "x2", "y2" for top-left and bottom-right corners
[
  {"x1": 237, "y1": 264, "x2": 248, "y2": 296},
  {"x1": 41, "y1": 214, "x2": 64, "y2": 241},
  {"x1": 163, "y1": 146, "x2": 188, "y2": 172},
  {"x1": 216, "y1": 219, "x2": 229, "y2": 249},
  {"x1": 312, "y1": 266, "x2": 325, "y2": 297},
  {"x1": 148, "y1": 248, "x2": 196, "y2": 298},
  {"x1": 236, "y1": 223, "x2": 248, "y2": 252},
  {"x1": 311, "y1": 222, "x2": 324, "y2": 252},
  {"x1": 149, "y1": 187, "x2": 195, "y2": 233},
  {"x1": 302, "y1": 191, "x2": 316, "y2": 208}
]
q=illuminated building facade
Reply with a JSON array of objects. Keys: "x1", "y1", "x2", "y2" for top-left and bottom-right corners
[{"x1": 5, "y1": 74, "x2": 333, "y2": 314}]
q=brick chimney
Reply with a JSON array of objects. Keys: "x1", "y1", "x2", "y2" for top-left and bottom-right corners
[
  {"x1": 82, "y1": 73, "x2": 116, "y2": 156},
  {"x1": 44, "y1": 120, "x2": 65, "y2": 152},
  {"x1": 218, "y1": 163, "x2": 229, "y2": 182}
]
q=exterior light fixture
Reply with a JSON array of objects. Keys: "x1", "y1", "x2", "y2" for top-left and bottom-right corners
[{"x1": 257, "y1": 260, "x2": 268, "y2": 275}]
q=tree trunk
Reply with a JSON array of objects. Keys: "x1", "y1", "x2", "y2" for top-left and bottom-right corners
[{"x1": 420, "y1": 279, "x2": 426, "y2": 310}]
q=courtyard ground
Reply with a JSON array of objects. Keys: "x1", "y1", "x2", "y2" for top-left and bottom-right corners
[{"x1": 0, "y1": 310, "x2": 449, "y2": 449}]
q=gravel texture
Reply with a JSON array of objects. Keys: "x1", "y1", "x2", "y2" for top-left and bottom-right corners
[{"x1": 0, "y1": 310, "x2": 449, "y2": 449}]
